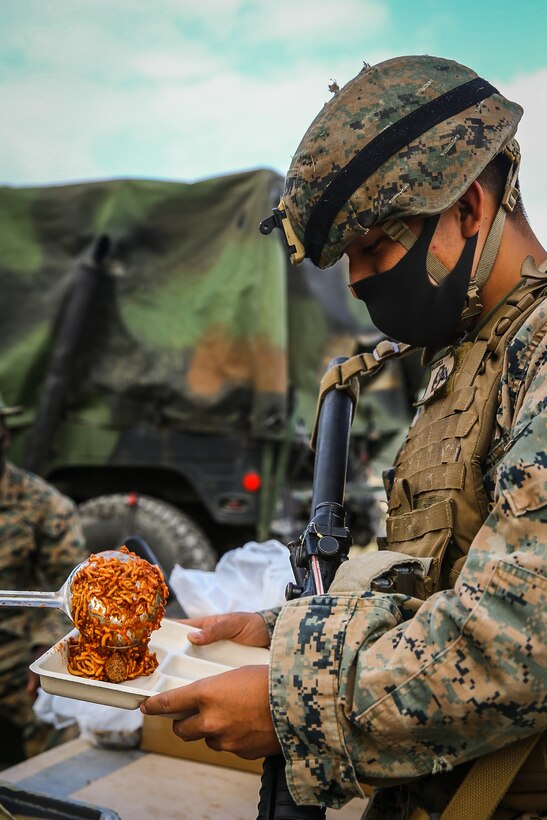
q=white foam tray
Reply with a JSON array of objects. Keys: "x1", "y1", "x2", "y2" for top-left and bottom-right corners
[{"x1": 30, "y1": 618, "x2": 270, "y2": 713}]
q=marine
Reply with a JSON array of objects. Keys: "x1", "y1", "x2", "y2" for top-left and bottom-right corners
[
  {"x1": 0, "y1": 393, "x2": 87, "y2": 764},
  {"x1": 140, "y1": 55, "x2": 547, "y2": 819}
]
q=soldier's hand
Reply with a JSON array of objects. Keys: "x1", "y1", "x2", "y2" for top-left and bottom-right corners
[
  {"x1": 27, "y1": 644, "x2": 49, "y2": 698},
  {"x1": 179, "y1": 612, "x2": 271, "y2": 648},
  {"x1": 26, "y1": 670, "x2": 41, "y2": 698},
  {"x1": 141, "y1": 665, "x2": 280, "y2": 759}
]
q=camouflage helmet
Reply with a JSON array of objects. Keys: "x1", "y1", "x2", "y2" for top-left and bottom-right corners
[
  {"x1": 279, "y1": 55, "x2": 523, "y2": 269},
  {"x1": 0, "y1": 392, "x2": 23, "y2": 417}
]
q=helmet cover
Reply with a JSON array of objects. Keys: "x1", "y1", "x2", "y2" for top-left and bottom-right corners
[{"x1": 283, "y1": 55, "x2": 523, "y2": 268}]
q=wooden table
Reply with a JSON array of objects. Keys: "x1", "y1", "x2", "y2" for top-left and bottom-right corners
[{"x1": 0, "y1": 738, "x2": 367, "y2": 819}]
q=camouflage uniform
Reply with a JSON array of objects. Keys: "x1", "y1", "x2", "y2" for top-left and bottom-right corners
[
  {"x1": 267, "y1": 288, "x2": 547, "y2": 816},
  {"x1": 0, "y1": 458, "x2": 86, "y2": 759},
  {"x1": 258, "y1": 55, "x2": 546, "y2": 818}
]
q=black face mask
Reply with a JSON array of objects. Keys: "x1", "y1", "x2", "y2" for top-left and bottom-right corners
[{"x1": 351, "y1": 215, "x2": 479, "y2": 348}]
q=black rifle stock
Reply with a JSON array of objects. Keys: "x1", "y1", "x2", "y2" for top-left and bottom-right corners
[{"x1": 257, "y1": 357, "x2": 355, "y2": 820}]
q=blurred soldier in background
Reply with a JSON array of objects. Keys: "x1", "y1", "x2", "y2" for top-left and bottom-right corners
[{"x1": 0, "y1": 392, "x2": 87, "y2": 765}]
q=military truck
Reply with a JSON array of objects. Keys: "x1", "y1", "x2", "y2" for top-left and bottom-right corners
[{"x1": 0, "y1": 170, "x2": 419, "y2": 574}]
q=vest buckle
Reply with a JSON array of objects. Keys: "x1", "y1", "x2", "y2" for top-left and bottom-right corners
[{"x1": 373, "y1": 340, "x2": 400, "y2": 362}]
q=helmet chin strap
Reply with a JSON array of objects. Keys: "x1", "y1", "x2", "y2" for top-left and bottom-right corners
[
  {"x1": 379, "y1": 219, "x2": 451, "y2": 284},
  {"x1": 379, "y1": 140, "x2": 521, "y2": 331}
]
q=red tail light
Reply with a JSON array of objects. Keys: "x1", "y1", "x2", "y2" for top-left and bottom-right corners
[{"x1": 242, "y1": 471, "x2": 261, "y2": 492}]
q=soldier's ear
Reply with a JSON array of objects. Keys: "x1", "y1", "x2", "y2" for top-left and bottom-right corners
[{"x1": 457, "y1": 180, "x2": 484, "y2": 238}]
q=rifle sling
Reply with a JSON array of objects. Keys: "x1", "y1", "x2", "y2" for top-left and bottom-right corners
[
  {"x1": 440, "y1": 733, "x2": 542, "y2": 820},
  {"x1": 310, "y1": 340, "x2": 413, "y2": 451}
]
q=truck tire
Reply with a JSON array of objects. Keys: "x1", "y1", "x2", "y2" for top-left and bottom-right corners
[{"x1": 77, "y1": 493, "x2": 217, "y2": 575}]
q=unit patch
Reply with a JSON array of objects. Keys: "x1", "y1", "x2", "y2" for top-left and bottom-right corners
[{"x1": 416, "y1": 348, "x2": 456, "y2": 405}]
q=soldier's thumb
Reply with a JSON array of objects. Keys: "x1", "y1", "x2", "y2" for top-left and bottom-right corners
[{"x1": 187, "y1": 619, "x2": 229, "y2": 645}]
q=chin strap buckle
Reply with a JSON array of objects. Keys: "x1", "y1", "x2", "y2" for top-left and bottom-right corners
[
  {"x1": 460, "y1": 283, "x2": 483, "y2": 323},
  {"x1": 501, "y1": 140, "x2": 521, "y2": 213},
  {"x1": 381, "y1": 219, "x2": 414, "y2": 248}
]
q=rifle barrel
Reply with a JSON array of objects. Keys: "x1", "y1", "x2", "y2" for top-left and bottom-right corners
[{"x1": 257, "y1": 357, "x2": 354, "y2": 820}]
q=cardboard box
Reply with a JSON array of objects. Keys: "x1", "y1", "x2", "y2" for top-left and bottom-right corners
[{"x1": 140, "y1": 714, "x2": 264, "y2": 775}]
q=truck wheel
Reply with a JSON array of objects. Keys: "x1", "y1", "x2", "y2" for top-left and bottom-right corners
[{"x1": 77, "y1": 493, "x2": 217, "y2": 575}]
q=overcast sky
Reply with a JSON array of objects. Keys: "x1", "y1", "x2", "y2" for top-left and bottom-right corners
[{"x1": 1, "y1": 0, "x2": 546, "y2": 242}]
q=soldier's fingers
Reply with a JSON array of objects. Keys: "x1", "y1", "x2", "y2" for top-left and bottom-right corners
[
  {"x1": 176, "y1": 617, "x2": 209, "y2": 628},
  {"x1": 204, "y1": 735, "x2": 224, "y2": 753},
  {"x1": 172, "y1": 713, "x2": 208, "y2": 742},
  {"x1": 26, "y1": 671, "x2": 38, "y2": 693},
  {"x1": 186, "y1": 617, "x2": 234, "y2": 645},
  {"x1": 140, "y1": 685, "x2": 199, "y2": 716}
]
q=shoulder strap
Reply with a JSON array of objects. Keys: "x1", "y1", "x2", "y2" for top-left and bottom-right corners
[
  {"x1": 310, "y1": 340, "x2": 413, "y2": 451},
  {"x1": 440, "y1": 733, "x2": 542, "y2": 820}
]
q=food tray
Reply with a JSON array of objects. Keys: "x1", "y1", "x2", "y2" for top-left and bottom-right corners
[{"x1": 30, "y1": 619, "x2": 270, "y2": 715}]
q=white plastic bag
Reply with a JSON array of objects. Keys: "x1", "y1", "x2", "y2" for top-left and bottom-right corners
[
  {"x1": 169, "y1": 539, "x2": 293, "y2": 617},
  {"x1": 33, "y1": 689, "x2": 143, "y2": 748}
]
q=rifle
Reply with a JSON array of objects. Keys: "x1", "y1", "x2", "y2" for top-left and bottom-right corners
[{"x1": 257, "y1": 356, "x2": 356, "y2": 819}]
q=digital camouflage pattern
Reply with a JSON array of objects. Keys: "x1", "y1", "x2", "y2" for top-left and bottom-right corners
[
  {"x1": 260, "y1": 607, "x2": 281, "y2": 640},
  {"x1": 0, "y1": 171, "x2": 413, "y2": 471},
  {"x1": 0, "y1": 460, "x2": 87, "y2": 728},
  {"x1": 283, "y1": 55, "x2": 522, "y2": 268},
  {"x1": 268, "y1": 291, "x2": 547, "y2": 813}
]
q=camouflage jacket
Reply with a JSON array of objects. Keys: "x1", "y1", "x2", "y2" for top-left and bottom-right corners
[
  {"x1": 0, "y1": 460, "x2": 87, "y2": 650},
  {"x1": 267, "y1": 296, "x2": 547, "y2": 810}
]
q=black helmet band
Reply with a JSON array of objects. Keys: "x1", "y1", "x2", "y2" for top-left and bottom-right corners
[{"x1": 304, "y1": 77, "x2": 498, "y2": 266}]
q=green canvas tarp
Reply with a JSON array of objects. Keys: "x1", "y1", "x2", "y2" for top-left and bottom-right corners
[{"x1": 0, "y1": 169, "x2": 413, "y2": 461}]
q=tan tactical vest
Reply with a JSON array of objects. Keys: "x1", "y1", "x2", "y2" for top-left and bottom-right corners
[
  {"x1": 316, "y1": 258, "x2": 547, "y2": 817},
  {"x1": 384, "y1": 260, "x2": 546, "y2": 598},
  {"x1": 387, "y1": 261, "x2": 547, "y2": 818}
]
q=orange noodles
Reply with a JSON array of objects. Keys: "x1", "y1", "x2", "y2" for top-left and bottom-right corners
[{"x1": 67, "y1": 546, "x2": 169, "y2": 683}]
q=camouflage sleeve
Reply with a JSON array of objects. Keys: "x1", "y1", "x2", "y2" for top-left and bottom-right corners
[
  {"x1": 269, "y1": 325, "x2": 547, "y2": 808},
  {"x1": 31, "y1": 489, "x2": 87, "y2": 647},
  {"x1": 259, "y1": 607, "x2": 281, "y2": 640}
]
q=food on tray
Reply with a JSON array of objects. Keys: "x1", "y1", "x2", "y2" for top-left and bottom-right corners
[{"x1": 67, "y1": 546, "x2": 168, "y2": 683}]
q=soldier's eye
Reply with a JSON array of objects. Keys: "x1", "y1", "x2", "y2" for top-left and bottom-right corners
[{"x1": 362, "y1": 238, "x2": 382, "y2": 254}]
